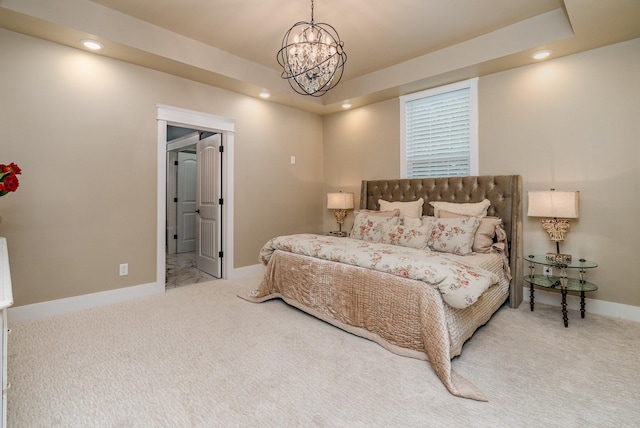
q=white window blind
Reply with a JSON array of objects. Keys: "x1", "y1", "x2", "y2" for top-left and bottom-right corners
[{"x1": 400, "y1": 79, "x2": 478, "y2": 178}]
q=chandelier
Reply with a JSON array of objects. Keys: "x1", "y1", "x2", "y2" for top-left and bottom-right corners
[{"x1": 277, "y1": 0, "x2": 347, "y2": 97}]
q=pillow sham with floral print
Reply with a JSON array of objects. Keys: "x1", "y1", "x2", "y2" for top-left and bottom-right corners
[
  {"x1": 429, "y1": 217, "x2": 481, "y2": 256},
  {"x1": 438, "y1": 210, "x2": 502, "y2": 253},
  {"x1": 401, "y1": 215, "x2": 423, "y2": 228},
  {"x1": 349, "y1": 213, "x2": 401, "y2": 242},
  {"x1": 381, "y1": 223, "x2": 432, "y2": 249}
]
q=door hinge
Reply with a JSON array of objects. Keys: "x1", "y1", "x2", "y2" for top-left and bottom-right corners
[
  {"x1": 173, "y1": 234, "x2": 178, "y2": 240},
  {"x1": 219, "y1": 146, "x2": 224, "y2": 153},
  {"x1": 174, "y1": 160, "x2": 178, "y2": 166},
  {"x1": 173, "y1": 197, "x2": 178, "y2": 203},
  {"x1": 218, "y1": 251, "x2": 224, "y2": 258},
  {"x1": 219, "y1": 198, "x2": 224, "y2": 205}
]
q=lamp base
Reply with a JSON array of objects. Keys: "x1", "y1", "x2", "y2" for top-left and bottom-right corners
[
  {"x1": 328, "y1": 231, "x2": 349, "y2": 237},
  {"x1": 541, "y1": 218, "x2": 570, "y2": 242}
]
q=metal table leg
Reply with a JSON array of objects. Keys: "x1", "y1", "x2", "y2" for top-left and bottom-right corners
[{"x1": 562, "y1": 289, "x2": 568, "y2": 327}]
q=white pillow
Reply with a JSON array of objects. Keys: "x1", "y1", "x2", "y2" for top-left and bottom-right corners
[
  {"x1": 430, "y1": 199, "x2": 491, "y2": 218},
  {"x1": 354, "y1": 209, "x2": 400, "y2": 217},
  {"x1": 429, "y1": 217, "x2": 481, "y2": 256},
  {"x1": 378, "y1": 198, "x2": 424, "y2": 218},
  {"x1": 350, "y1": 213, "x2": 401, "y2": 242}
]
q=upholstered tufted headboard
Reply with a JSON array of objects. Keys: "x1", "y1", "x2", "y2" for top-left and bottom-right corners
[{"x1": 360, "y1": 175, "x2": 523, "y2": 308}]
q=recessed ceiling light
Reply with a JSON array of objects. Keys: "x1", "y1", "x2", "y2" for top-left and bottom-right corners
[
  {"x1": 259, "y1": 91, "x2": 270, "y2": 99},
  {"x1": 81, "y1": 39, "x2": 103, "y2": 50},
  {"x1": 532, "y1": 50, "x2": 552, "y2": 60},
  {"x1": 341, "y1": 103, "x2": 352, "y2": 109}
]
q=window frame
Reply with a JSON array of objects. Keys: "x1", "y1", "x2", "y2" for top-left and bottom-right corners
[{"x1": 400, "y1": 78, "x2": 479, "y2": 178}]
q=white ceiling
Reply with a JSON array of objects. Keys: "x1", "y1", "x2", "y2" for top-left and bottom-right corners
[{"x1": 1, "y1": 0, "x2": 639, "y2": 114}]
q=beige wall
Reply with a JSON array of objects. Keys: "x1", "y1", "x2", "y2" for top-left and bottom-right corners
[
  {"x1": 0, "y1": 29, "x2": 323, "y2": 306},
  {"x1": 2, "y1": 27, "x2": 638, "y2": 310},
  {"x1": 322, "y1": 99, "x2": 400, "y2": 232},
  {"x1": 322, "y1": 38, "x2": 640, "y2": 307},
  {"x1": 479, "y1": 38, "x2": 640, "y2": 307}
]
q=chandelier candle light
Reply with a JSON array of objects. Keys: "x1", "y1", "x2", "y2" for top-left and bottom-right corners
[
  {"x1": 327, "y1": 191, "x2": 354, "y2": 237},
  {"x1": 527, "y1": 189, "x2": 580, "y2": 262},
  {"x1": 277, "y1": 0, "x2": 347, "y2": 96}
]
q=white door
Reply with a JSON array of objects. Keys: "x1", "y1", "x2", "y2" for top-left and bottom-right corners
[
  {"x1": 176, "y1": 151, "x2": 197, "y2": 253},
  {"x1": 196, "y1": 134, "x2": 222, "y2": 278}
]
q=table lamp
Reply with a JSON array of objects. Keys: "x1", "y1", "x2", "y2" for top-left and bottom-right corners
[
  {"x1": 527, "y1": 189, "x2": 579, "y2": 261},
  {"x1": 327, "y1": 191, "x2": 354, "y2": 237}
]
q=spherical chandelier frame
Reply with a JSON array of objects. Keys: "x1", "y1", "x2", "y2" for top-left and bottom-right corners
[{"x1": 276, "y1": 3, "x2": 347, "y2": 97}]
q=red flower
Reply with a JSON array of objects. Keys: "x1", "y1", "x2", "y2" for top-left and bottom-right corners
[
  {"x1": 1, "y1": 174, "x2": 18, "y2": 192},
  {"x1": 8, "y1": 163, "x2": 21, "y2": 175},
  {"x1": 0, "y1": 162, "x2": 21, "y2": 197}
]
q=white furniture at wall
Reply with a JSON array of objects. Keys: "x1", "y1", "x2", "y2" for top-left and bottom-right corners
[{"x1": 0, "y1": 238, "x2": 14, "y2": 428}]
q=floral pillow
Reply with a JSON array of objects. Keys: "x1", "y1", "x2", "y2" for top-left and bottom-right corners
[
  {"x1": 350, "y1": 213, "x2": 401, "y2": 242},
  {"x1": 381, "y1": 223, "x2": 432, "y2": 249},
  {"x1": 421, "y1": 215, "x2": 436, "y2": 231},
  {"x1": 429, "y1": 217, "x2": 480, "y2": 256},
  {"x1": 438, "y1": 211, "x2": 503, "y2": 254},
  {"x1": 401, "y1": 215, "x2": 423, "y2": 228}
]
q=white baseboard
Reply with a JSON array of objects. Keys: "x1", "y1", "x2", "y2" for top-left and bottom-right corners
[
  {"x1": 8, "y1": 264, "x2": 266, "y2": 323},
  {"x1": 227, "y1": 263, "x2": 265, "y2": 279},
  {"x1": 522, "y1": 286, "x2": 640, "y2": 323},
  {"x1": 8, "y1": 281, "x2": 164, "y2": 323},
  {"x1": 13, "y1": 273, "x2": 634, "y2": 324}
]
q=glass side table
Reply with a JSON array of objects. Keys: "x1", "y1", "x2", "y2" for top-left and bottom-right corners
[{"x1": 523, "y1": 254, "x2": 598, "y2": 327}]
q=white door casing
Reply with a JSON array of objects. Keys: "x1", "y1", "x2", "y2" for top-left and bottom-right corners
[
  {"x1": 157, "y1": 104, "x2": 235, "y2": 287},
  {"x1": 196, "y1": 134, "x2": 221, "y2": 278},
  {"x1": 176, "y1": 151, "x2": 197, "y2": 253}
]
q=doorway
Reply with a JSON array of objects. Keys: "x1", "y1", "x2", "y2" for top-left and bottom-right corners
[
  {"x1": 166, "y1": 128, "x2": 219, "y2": 288},
  {"x1": 156, "y1": 105, "x2": 235, "y2": 290}
]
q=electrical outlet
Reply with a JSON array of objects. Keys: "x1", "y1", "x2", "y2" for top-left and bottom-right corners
[
  {"x1": 543, "y1": 266, "x2": 553, "y2": 276},
  {"x1": 119, "y1": 263, "x2": 128, "y2": 276}
]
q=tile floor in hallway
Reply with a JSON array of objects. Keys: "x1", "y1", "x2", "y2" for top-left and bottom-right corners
[{"x1": 165, "y1": 251, "x2": 216, "y2": 289}]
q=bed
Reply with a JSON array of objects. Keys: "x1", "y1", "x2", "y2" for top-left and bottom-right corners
[{"x1": 242, "y1": 175, "x2": 523, "y2": 401}]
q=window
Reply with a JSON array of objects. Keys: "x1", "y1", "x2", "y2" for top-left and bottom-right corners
[{"x1": 400, "y1": 78, "x2": 478, "y2": 178}]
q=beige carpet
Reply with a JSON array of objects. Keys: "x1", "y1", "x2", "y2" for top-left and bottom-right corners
[{"x1": 7, "y1": 276, "x2": 640, "y2": 427}]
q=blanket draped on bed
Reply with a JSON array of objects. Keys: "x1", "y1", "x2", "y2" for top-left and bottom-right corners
[
  {"x1": 244, "y1": 234, "x2": 496, "y2": 401},
  {"x1": 259, "y1": 234, "x2": 498, "y2": 309}
]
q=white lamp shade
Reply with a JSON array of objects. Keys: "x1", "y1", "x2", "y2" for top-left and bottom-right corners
[
  {"x1": 327, "y1": 192, "x2": 354, "y2": 210},
  {"x1": 527, "y1": 191, "x2": 579, "y2": 218}
]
